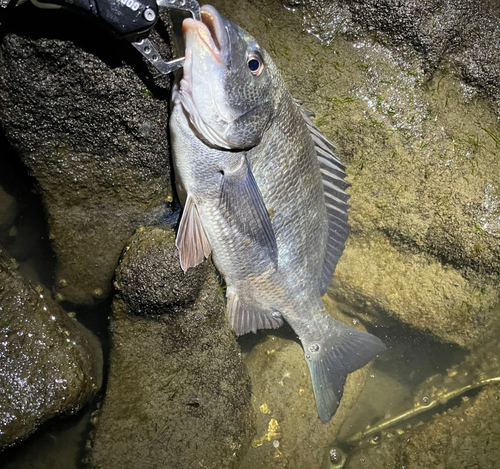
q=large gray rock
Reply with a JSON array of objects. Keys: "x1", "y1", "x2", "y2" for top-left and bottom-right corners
[
  {"x1": 0, "y1": 248, "x2": 103, "y2": 449},
  {"x1": 0, "y1": 8, "x2": 174, "y2": 305},
  {"x1": 88, "y1": 227, "x2": 255, "y2": 469}
]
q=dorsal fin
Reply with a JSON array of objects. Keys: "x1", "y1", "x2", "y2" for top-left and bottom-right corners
[{"x1": 296, "y1": 101, "x2": 351, "y2": 295}]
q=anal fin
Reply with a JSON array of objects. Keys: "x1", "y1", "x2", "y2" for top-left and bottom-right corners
[
  {"x1": 227, "y1": 292, "x2": 283, "y2": 335},
  {"x1": 176, "y1": 194, "x2": 211, "y2": 272}
]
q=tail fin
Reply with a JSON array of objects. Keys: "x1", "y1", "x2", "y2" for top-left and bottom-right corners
[{"x1": 303, "y1": 315, "x2": 385, "y2": 423}]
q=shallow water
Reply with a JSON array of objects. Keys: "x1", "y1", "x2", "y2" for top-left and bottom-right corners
[{"x1": 1, "y1": 0, "x2": 499, "y2": 467}]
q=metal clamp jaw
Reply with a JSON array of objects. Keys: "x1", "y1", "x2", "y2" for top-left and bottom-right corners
[{"x1": 131, "y1": 0, "x2": 200, "y2": 74}]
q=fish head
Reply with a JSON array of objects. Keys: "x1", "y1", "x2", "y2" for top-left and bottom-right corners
[{"x1": 177, "y1": 5, "x2": 279, "y2": 150}]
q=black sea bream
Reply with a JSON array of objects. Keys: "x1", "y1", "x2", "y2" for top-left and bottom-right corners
[{"x1": 170, "y1": 4, "x2": 385, "y2": 423}]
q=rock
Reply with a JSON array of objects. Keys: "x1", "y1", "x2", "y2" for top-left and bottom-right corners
[
  {"x1": 239, "y1": 297, "x2": 373, "y2": 469},
  {"x1": 329, "y1": 235, "x2": 499, "y2": 349},
  {"x1": 0, "y1": 7, "x2": 174, "y2": 305},
  {"x1": 114, "y1": 227, "x2": 206, "y2": 314},
  {"x1": 0, "y1": 249, "x2": 103, "y2": 449},
  {"x1": 301, "y1": 0, "x2": 500, "y2": 109},
  {"x1": 0, "y1": 186, "x2": 16, "y2": 234},
  {"x1": 88, "y1": 227, "x2": 255, "y2": 469}
]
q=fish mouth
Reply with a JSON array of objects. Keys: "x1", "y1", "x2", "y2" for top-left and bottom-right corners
[{"x1": 182, "y1": 5, "x2": 228, "y2": 65}]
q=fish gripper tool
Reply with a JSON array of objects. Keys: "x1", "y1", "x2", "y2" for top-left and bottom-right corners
[{"x1": 2, "y1": 0, "x2": 201, "y2": 74}]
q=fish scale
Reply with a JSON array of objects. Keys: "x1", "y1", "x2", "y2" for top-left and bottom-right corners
[
  {"x1": 252, "y1": 97, "x2": 326, "y2": 283},
  {"x1": 170, "y1": 4, "x2": 385, "y2": 423}
]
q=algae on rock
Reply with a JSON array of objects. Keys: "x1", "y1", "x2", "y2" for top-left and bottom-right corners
[
  {"x1": 330, "y1": 234, "x2": 498, "y2": 349},
  {"x1": 301, "y1": 0, "x2": 500, "y2": 110}
]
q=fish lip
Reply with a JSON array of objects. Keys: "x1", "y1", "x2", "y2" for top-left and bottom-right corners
[
  {"x1": 182, "y1": 5, "x2": 228, "y2": 66},
  {"x1": 200, "y1": 5, "x2": 228, "y2": 59},
  {"x1": 182, "y1": 19, "x2": 222, "y2": 65}
]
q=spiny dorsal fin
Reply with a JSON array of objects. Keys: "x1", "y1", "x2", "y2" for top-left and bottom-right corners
[
  {"x1": 296, "y1": 101, "x2": 351, "y2": 295},
  {"x1": 176, "y1": 194, "x2": 211, "y2": 272}
]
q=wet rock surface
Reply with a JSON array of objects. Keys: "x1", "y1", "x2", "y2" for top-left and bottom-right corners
[
  {"x1": 0, "y1": 6, "x2": 174, "y2": 305},
  {"x1": 0, "y1": 248, "x2": 103, "y2": 449},
  {"x1": 329, "y1": 235, "x2": 498, "y2": 349},
  {"x1": 300, "y1": 0, "x2": 500, "y2": 109},
  {"x1": 89, "y1": 227, "x2": 255, "y2": 469}
]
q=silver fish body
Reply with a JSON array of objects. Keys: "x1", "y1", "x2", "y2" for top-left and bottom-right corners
[{"x1": 170, "y1": 4, "x2": 385, "y2": 423}]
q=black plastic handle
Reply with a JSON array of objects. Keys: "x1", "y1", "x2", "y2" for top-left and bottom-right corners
[
  {"x1": 34, "y1": 0, "x2": 159, "y2": 38},
  {"x1": 96, "y1": 0, "x2": 158, "y2": 36}
]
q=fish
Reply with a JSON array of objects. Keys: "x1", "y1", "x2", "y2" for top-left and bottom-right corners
[{"x1": 169, "y1": 4, "x2": 385, "y2": 423}]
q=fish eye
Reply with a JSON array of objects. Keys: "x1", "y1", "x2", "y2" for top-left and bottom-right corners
[{"x1": 247, "y1": 51, "x2": 264, "y2": 76}]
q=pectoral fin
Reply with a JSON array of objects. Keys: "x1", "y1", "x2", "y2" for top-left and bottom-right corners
[
  {"x1": 176, "y1": 194, "x2": 211, "y2": 272},
  {"x1": 219, "y1": 156, "x2": 278, "y2": 268}
]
